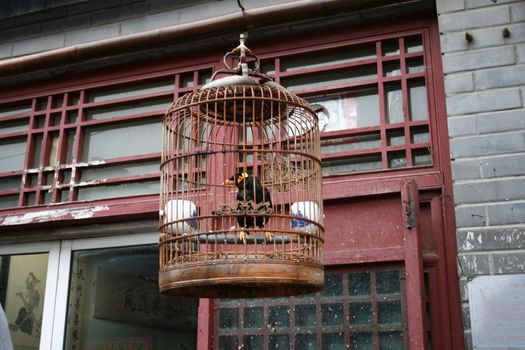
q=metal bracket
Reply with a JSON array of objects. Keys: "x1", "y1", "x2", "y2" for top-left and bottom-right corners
[{"x1": 404, "y1": 192, "x2": 416, "y2": 229}]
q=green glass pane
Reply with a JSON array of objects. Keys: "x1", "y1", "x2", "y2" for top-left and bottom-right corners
[
  {"x1": 349, "y1": 302, "x2": 372, "y2": 325},
  {"x1": 219, "y1": 308, "x2": 238, "y2": 329},
  {"x1": 351, "y1": 332, "x2": 373, "y2": 350},
  {"x1": 269, "y1": 335, "x2": 290, "y2": 349},
  {"x1": 380, "y1": 332, "x2": 404, "y2": 350},
  {"x1": 219, "y1": 336, "x2": 238, "y2": 350},
  {"x1": 0, "y1": 139, "x2": 26, "y2": 172},
  {"x1": 322, "y1": 333, "x2": 345, "y2": 350},
  {"x1": 244, "y1": 307, "x2": 264, "y2": 329},
  {"x1": 296, "y1": 333, "x2": 317, "y2": 350},
  {"x1": 377, "y1": 271, "x2": 401, "y2": 294},
  {"x1": 0, "y1": 177, "x2": 20, "y2": 191},
  {"x1": 322, "y1": 274, "x2": 343, "y2": 297},
  {"x1": 378, "y1": 302, "x2": 402, "y2": 324},
  {"x1": 322, "y1": 303, "x2": 344, "y2": 326},
  {"x1": 269, "y1": 306, "x2": 290, "y2": 328},
  {"x1": 243, "y1": 335, "x2": 264, "y2": 350},
  {"x1": 349, "y1": 272, "x2": 371, "y2": 296},
  {"x1": 296, "y1": 304, "x2": 317, "y2": 327}
]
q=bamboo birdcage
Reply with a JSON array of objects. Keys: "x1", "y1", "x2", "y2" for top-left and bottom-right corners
[{"x1": 159, "y1": 35, "x2": 324, "y2": 298}]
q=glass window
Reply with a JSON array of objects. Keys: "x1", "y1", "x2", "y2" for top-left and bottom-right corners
[
  {"x1": 0, "y1": 138, "x2": 26, "y2": 172},
  {"x1": 0, "y1": 253, "x2": 49, "y2": 350},
  {"x1": 214, "y1": 269, "x2": 408, "y2": 349},
  {"x1": 64, "y1": 245, "x2": 198, "y2": 350}
]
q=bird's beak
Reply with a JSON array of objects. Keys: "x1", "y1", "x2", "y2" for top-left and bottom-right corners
[{"x1": 223, "y1": 179, "x2": 235, "y2": 185}]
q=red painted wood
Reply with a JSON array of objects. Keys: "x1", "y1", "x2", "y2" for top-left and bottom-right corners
[{"x1": 401, "y1": 181, "x2": 428, "y2": 349}]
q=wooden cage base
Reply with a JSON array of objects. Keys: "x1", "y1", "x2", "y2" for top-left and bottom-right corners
[{"x1": 159, "y1": 260, "x2": 324, "y2": 298}]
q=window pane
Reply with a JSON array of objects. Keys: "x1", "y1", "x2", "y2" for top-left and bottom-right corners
[
  {"x1": 351, "y1": 332, "x2": 373, "y2": 350},
  {"x1": 283, "y1": 65, "x2": 376, "y2": 91},
  {"x1": 349, "y1": 303, "x2": 372, "y2": 325},
  {"x1": 380, "y1": 332, "x2": 404, "y2": 350},
  {"x1": 85, "y1": 97, "x2": 171, "y2": 120},
  {"x1": 0, "y1": 177, "x2": 20, "y2": 191},
  {"x1": 296, "y1": 304, "x2": 317, "y2": 327},
  {"x1": 281, "y1": 44, "x2": 376, "y2": 72},
  {"x1": 219, "y1": 308, "x2": 238, "y2": 329},
  {"x1": 0, "y1": 119, "x2": 28, "y2": 135},
  {"x1": 376, "y1": 270, "x2": 401, "y2": 294},
  {"x1": 322, "y1": 303, "x2": 344, "y2": 326},
  {"x1": 296, "y1": 333, "x2": 317, "y2": 350},
  {"x1": 243, "y1": 335, "x2": 263, "y2": 350},
  {"x1": 408, "y1": 79, "x2": 428, "y2": 121},
  {"x1": 269, "y1": 306, "x2": 290, "y2": 328},
  {"x1": 219, "y1": 336, "x2": 238, "y2": 350},
  {"x1": 80, "y1": 160, "x2": 159, "y2": 181},
  {"x1": 385, "y1": 83, "x2": 403, "y2": 124},
  {"x1": 349, "y1": 272, "x2": 371, "y2": 296},
  {"x1": 0, "y1": 103, "x2": 31, "y2": 118},
  {"x1": 82, "y1": 119, "x2": 161, "y2": 161},
  {"x1": 321, "y1": 133, "x2": 381, "y2": 155},
  {"x1": 244, "y1": 307, "x2": 264, "y2": 329},
  {"x1": 0, "y1": 253, "x2": 49, "y2": 349},
  {"x1": 77, "y1": 180, "x2": 159, "y2": 201},
  {"x1": 0, "y1": 139, "x2": 26, "y2": 172},
  {"x1": 270, "y1": 334, "x2": 290, "y2": 349},
  {"x1": 378, "y1": 302, "x2": 402, "y2": 324},
  {"x1": 64, "y1": 245, "x2": 198, "y2": 350},
  {"x1": 88, "y1": 78, "x2": 174, "y2": 103},
  {"x1": 322, "y1": 274, "x2": 343, "y2": 297},
  {"x1": 323, "y1": 155, "x2": 382, "y2": 175},
  {"x1": 322, "y1": 333, "x2": 345, "y2": 349}
]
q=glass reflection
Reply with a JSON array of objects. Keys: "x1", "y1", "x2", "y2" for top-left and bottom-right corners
[{"x1": 63, "y1": 245, "x2": 198, "y2": 350}]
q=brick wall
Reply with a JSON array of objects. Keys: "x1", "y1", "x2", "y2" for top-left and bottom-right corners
[{"x1": 436, "y1": 0, "x2": 525, "y2": 348}]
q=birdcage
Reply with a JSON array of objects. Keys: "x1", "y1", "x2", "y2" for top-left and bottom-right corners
[{"x1": 159, "y1": 35, "x2": 324, "y2": 298}]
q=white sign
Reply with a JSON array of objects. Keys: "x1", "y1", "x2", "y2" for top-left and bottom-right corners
[{"x1": 469, "y1": 274, "x2": 525, "y2": 348}]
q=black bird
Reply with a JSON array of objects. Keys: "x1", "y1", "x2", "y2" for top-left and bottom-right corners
[{"x1": 224, "y1": 172, "x2": 272, "y2": 243}]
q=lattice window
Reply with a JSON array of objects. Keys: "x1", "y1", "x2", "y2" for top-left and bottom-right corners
[
  {"x1": 214, "y1": 269, "x2": 408, "y2": 350},
  {"x1": 1, "y1": 31, "x2": 436, "y2": 209},
  {"x1": 262, "y1": 32, "x2": 433, "y2": 175}
]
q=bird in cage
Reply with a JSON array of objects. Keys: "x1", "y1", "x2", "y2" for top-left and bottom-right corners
[{"x1": 224, "y1": 172, "x2": 273, "y2": 244}]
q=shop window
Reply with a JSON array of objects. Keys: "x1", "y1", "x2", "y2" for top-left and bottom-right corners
[
  {"x1": 214, "y1": 269, "x2": 408, "y2": 349},
  {"x1": 64, "y1": 245, "x2": 198, "y2": 350},
  {"x1": 0, "y1": 253, "x2": 49, "y2": 349}
]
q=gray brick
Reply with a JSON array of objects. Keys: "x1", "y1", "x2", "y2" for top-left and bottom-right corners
[
  {"x1": 476, "y1": 65, "x2": 525, "y2": 90},
  {"x1": 178, "y1": 1, "x2": 239, "y2": 24},
  {"x1": 91, "y1": 2, "x2": 149, "y2": 26},
  {"x1": 459, "y1": 277, "x2": 469, "y2": 301},
  {"x1": 453, "y1": 177, "x2": 525, "y2": 204},
  {"x1": 40, "y1": 13, "x2": 92, "y2": 35},
  {"x1": 443, "y1": 47, "x2": 515, "y2": 73},
  {"x1": 1, "y1": 23, "x2": 41, "y2": 42},
  {"x1": 446, "y1": 89, "x2": 521, "y2": 116},
  {"x1": 0, "y1": 43, "x2": 13, "y2": 59},
  {"x1": 458, "y1": 253, "x2": 491, "y2": 275},
  {"x1": 481, "y1": 153, "x2": 525, "y2": 178},
  {"x1": 455, "y1": 205, "x2": 487, "y2": 228},
  {"x1": 519, "y1": 44, "x2": 525, "y2": 63},
  {"x1": 488, "y1": 202, "x2": 525, "y2": 225},
  {"x1": 448, "y1": 115, "x2": 477, "y2": 137},
  {"x1": 452, "y1": 159, "x2": 481, "y2": 180},
  {"x1": 440, "y1": 23, "x2": 525, "y2": 53},
  {"x1": 120, "y1": 10, "x2": 181, "y2": 35},
  {"x1": 438, "y1": 6, "x2": 510, "y2": 32},
  {"x1": 436, "y1": 0, "x2": 465, "y2": 13},
  {"x1": 478, "y1": 109, "x2": 525, "y2": 134},
  {"x1": 457, "y1": 227, "x2": 525, "y2": 251},
  {"x1": 462, "y1": 304, "x2": 471, "y2": 329},
  {"x1": 66, "y1": 0, "x2": 121, "y2": 15},
  {"x1": 445, "y1": 72, "x2": 474, "y2": 93},
  {"x1": 64, "y1": 23, "x2": 120, "y2": 46},
  {"x1": 465, "y1": 0, "x2": 522, "y2": 9},
  {"x1": 493, "y1": 251, "x2": 525, "y2": 273},
  {"x1": 511, "y1": 2, "x2": 525, "y2": 22},
  {"x1": 12, "y1": 33, "x2": 65, "y2": 56},
  {"x1": 149, "y1": 0, "x2": 203, "y2": 13}
]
